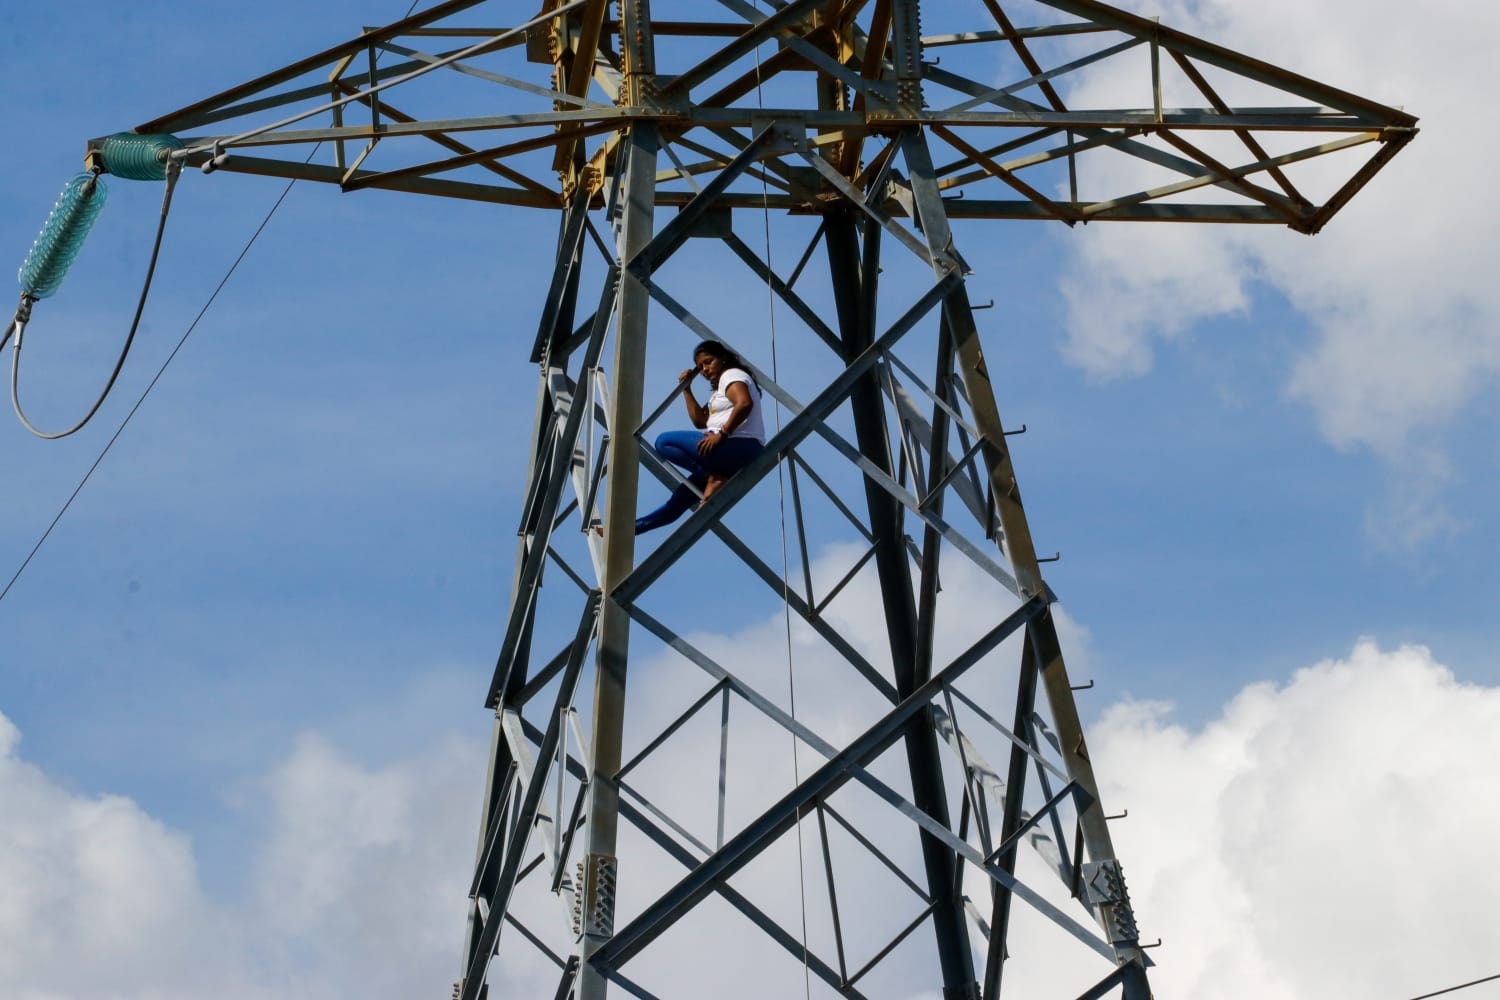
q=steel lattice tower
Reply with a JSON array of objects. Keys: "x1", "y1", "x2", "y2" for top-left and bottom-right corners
[{"x1": 104, "y1": 2, "x2": 1415, "y2": 997}]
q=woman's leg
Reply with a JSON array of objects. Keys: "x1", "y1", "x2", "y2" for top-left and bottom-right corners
[
  {"x1": 636, "y1": 430, "x2": 709, "y2": 534},
  {"x1": 700, "y1": 438, "x2": 763, "y2": 501},
  {"x1": 653, "y1": 430, "x2": 708, "y2": 481},
  {"x1": 635, "y1": 483, "x2": 700, "y2": 533},
  {"x1": 637, "y1": 434, "x2": 763, "y2": 530}
]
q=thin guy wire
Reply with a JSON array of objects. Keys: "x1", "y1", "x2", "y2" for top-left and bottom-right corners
[
  {"x1": 1, "y1": 0, "x2": 426, "y2": 608},
  {"x1": 1406, "y1": 971, "x2": 1500, "y2": 1000},
  {"x1": 751, "y1": 7, "x2": 814, "y2": 996}
]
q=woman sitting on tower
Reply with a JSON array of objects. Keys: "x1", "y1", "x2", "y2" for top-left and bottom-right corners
[{"x1": 635, "y1": 340, "x2": 765, "y2": 534}]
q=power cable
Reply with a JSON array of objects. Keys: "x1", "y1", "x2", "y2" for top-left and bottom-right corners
[
  {"x1": 748, "y1": 6, "x2": 814, "y2": 995},
  {"x1": 0, "y1": 154, "x2": 313, "y2": 607},
  {"x1": 1, "y1": 0, "x2": 427, "y2": 607},
  {"x1": 1406, "y1": 971, "x2": 1500, "y2": 1000}
]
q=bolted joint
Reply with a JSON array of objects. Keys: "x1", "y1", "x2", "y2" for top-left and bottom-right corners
[
  {"x1": 751, "y1": 114, "x2": 808, "y2": 154},
  {"x1": 571, "y1": 861, "x2": 585, "y2": 937},
  {"x1": 621, "y1": 74, "x2": 689, "y2": 116},
  {"x1": 896, "y1": 79, "x2": 925, "y2": 117},
  {"x1": 577, "y1": 853, "x2": 618, "y2": 939},
  {"x1": 1081, "y1": 859, "x2": 1141, "y2": 945}
]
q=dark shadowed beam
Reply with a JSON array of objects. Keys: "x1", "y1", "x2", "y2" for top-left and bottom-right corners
[
  {"x1": 978, "y1": 0, "x2": 1068, "y2": 112},
  {"x1": 825, "y1": 207, "x2": 979, "y2": 999},
  {"x1": 160, "y1": 152, "x2": 562, "y2": 208},
  {"x1": 1036, "y1": 0, "x2": 1418, "y2": 127},
  {"x1": 982, "y1": 629, "x2": 1044, "y2": 997},
  {"x1": 1167, "y1": 50, "x2": 1310, "y2": 209},
  {"x1": 340, "y1": 120, "x2": 622, "y2": 192},
  {"x1": 839, "y1": 0, "x2": 894, "y2": 176},
  {"x1": 333, "y1": 85, "x2": 558, "y2": 196},
  {"x1": 930, "y1": 124, "x2": 1081, "y2": 225},
  {"x1": 902, "y1": 127, "x2": 1150, "y2": 985},
  {"x1": 135, "y1": 0, "x2": 495, "y2": 134},
  {"x1": 662, "y1": 0, "x2": 827, "y2": 98},
  {"x1": 1303, "y1": 129, "x2": 1416, "y2": 234}
]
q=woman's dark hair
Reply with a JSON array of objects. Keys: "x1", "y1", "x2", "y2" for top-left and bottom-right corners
[{"x1": 693, "y1": 339, "x2": 758, "y2": 390}]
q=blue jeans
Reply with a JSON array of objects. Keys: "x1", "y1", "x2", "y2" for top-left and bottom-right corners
[{"x1": 635, "y1": 430, "x2": 764, "y2": 534}]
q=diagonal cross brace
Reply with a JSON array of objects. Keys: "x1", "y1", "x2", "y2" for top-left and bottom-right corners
[
  {"x1": 487, "y1": 268, "x2": 619, "y2": 707},
  {"x1": 613, "y1": 269, "x2": 960, "y2": 605},
  {"x1": 587, "y1": 592, "x2": 1112, "y2": 973},
  {"x1": 462, "y1": 591, "x2": 602, "y2": 1000},
  {"x1": 517, "y1": 717, "x2": 874, "y2": 1000},
  {"x1": 1033, "y1": 0, "x2": 1417, "y2": 126}
]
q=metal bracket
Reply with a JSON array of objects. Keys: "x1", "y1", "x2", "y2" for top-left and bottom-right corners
[{"x1": 751, "y1": 113, "x2": 809, "y2": 153}]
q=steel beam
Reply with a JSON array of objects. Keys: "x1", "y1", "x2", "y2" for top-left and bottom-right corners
[
  {"x1": 576, "y1": 115, "x2": 659, "y2": 1000},
  {"x1": 901, "y1": 127, "x2": 1148, "y2": 989},
  {"x1": 825, "y1": 207, "x2": 979, "y2": 1000}
]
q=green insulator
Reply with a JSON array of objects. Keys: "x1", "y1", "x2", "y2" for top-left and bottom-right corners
[
  {"x1": 98, "y1": 132, "x2": 183, "y2": 181},
  {"x1": 18, "y1": 173, "x2": 108, "y2": 300}
]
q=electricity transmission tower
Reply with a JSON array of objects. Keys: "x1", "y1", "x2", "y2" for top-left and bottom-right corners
[{"x1": 104, "y1": 1, "x2": 1414, "y2": 997}]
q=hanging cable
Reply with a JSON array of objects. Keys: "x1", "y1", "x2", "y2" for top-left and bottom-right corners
[
  {"x1": 2, "y1": 0, "x2": 425, "y2": 604},
  {"x1": 10, "y1": 159, "x2": 181, "y2": 439},
  {"x1": 1406, "y1": 971, "x2": 1500, "y2": 1000},
  {"x1": 749, "y1": 6, "x2": 814, "y2": 995},
  {"x1": 0, "y1": 153, "x2": 310, "y2": 607}
]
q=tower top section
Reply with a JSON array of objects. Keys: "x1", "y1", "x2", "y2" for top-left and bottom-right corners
[{"x1": 109, "y1": 0, "x2": 1414, "y2": 232}]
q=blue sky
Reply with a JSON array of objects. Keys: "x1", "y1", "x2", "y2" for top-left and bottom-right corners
[{"x1": 3, "y1": 2, "x2": 1499, "y2": 998}]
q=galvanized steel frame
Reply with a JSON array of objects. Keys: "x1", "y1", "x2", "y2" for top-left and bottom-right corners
[
  {"x1": 100, "y1": 2, "x2": 1416, "y2": 998},
  {"x1": 119, "y1": 0, "x2": 1414, "y2": 230}
]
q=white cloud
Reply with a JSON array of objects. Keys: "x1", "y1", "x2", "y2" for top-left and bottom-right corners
[
  {"x1": 248, "y1": 733, "x2": 480, "y2": 999},
  {"x1": 1093, "y1": 639, "x2": 1500, "y2": 999},
  {"x1": 1060, "y1": 223, "x2": 1252, "y2": 378},
  {"x1": 0, "y1": 713, "x2": 263, "y2": 1000},
  {"x1": 6, "y1": 621, "x2": 1497, "y2": 999},
  {"x1": 1054, "y1": 0, "x2": 1500, "y2": 459},
  {"x1": 607, "y1": 589, "x2": 1500, "y2": 999},
  {"x1": 0, "y1": 711, "x2": 480, "y2": 1000}
]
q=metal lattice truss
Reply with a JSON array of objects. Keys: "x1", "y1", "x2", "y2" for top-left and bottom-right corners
[
  {"x1": 463, "y1": 123, "x2": 1159, "y2": 999},
  {"x1": 120, "y1": 0, "x2": 1414, "y2": 232},
  {"x1": 104, "y1": 3, "x2": 1414, "y2": 999}
]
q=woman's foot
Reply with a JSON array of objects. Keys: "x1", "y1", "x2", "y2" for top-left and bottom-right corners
[{"x1": 700, "y1": 473, "x2": 728, "y2": 505}]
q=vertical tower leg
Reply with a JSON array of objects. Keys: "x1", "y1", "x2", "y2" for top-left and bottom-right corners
[
  {"x1": 459, "y1": 181, "x2": 595, "y2": 1000},
  {"x1": 898, "y1": 129, "x2": 1150, "y2": 993},
  {"x1": 576, "y1": 120, "x2": 659, "y2": 1000},
  {"x1": 825, "y1": 208, "x2": 980, "y2": 1000}
]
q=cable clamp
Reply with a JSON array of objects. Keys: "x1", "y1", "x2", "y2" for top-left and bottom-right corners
[{"x1": 202, "y1": 142, "x2": 228, "y2": 174}]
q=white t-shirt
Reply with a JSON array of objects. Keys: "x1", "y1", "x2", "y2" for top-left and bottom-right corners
[{"x1": 705, "y1": 368, "x2": 765, "y2": 443}]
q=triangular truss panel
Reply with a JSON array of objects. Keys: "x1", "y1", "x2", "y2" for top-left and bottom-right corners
[{"x1": 89, "y1": 2, "x2": 1415, "y2": 999}]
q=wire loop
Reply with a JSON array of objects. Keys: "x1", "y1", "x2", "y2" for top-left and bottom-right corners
[{"x1": 11, "y1": 160, "x2": 181, "y2": 439}]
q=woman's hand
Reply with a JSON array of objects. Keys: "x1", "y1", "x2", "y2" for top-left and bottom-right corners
[
  {"x1": 697, "y1": 430, "x2": 721, "y2": 456},
  {"x1": 681, "y1": 369, "x2": 708, "y2": 427}
]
